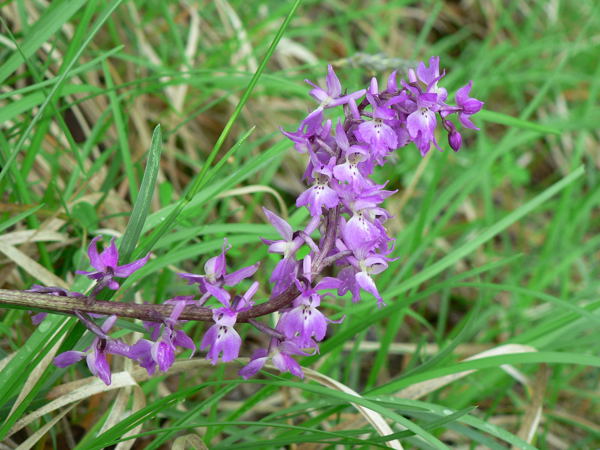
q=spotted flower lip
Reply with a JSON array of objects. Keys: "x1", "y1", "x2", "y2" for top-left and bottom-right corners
[
  {"x1": 76, "y1": 236, "x2": 150, "y2": 290},
  {"x1": 200, "y1": 281, "x2": 259, "y2": 365}
]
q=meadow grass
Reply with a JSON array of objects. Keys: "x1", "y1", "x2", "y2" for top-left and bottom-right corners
[{"x1": 0, "y1": 0, "x2": 599, "y2": 448}]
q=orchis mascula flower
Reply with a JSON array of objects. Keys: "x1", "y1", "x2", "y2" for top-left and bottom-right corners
[
  {"x1": 277, "y1": 256, "x2": 342, "y2": 348},
  {"x1": 143, "y1": 297, "x2": 196, "y2": 372},
  {"x1": 201, "y1": 281, "x2": 259, "y2": 364},
  {"x1": 239, "y1": 339, "x2": 311, "y2": 380},
  {"x1": 76, "y1": 236, "x2": 149, "y2": 291},
  {"x1": 54, "y1": 315, "x2": 126, "y2": 385},
  {"x1": 179, "y1": 239, "x2": 259, "y2": 304},
  {"x1": 37, "y1": 57, "x2": 481, "y2": 385},
  {"x1": 262, "y1": 208, "x2": 320, "y2": 297}
]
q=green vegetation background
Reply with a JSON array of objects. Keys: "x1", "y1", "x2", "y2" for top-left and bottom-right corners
[{"x1": 0, "y1": 0, "x2": 598, "y2": 448}]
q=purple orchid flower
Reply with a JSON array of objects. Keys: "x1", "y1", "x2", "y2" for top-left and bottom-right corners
[
  {"x1": 54, "y1": 315, "x2": 128, "y2": 385},
  {"x1": 200, "y1": 282, "x2": 258, "y2": 364},
  {"x1": 147, "y1": 298, "x2": 196, "y2": 372},
  {"x1": 261, "y1": 208, "x2": 320, "y2": 298},
  {"x1": 277, "y1": 256, "x2": 340, "y2": 347},
  {"x1": 332, "y1": 121, "x2": 370, "y2": 185},
  {"x1": 455, "y1": 81, "x2": 484, "y2": 130},
  {"x1": 179, "y1": 239, "x2": 259, "y2": 304},
  {"x1": 296, "y1": 156, "x2": 339, "y2": 217},
  {"x1": 303, "y1": 64, "x2": 366, "y2": 124},
  {"x1": 76, "y1": 236, "x2": 150, "y2": 291},
  {"x1": 239, "y1": 338, "x2": 312, "y2": 380},
  {"x1": 354, "y1": 94, "x2": 398, "y2": 160}
]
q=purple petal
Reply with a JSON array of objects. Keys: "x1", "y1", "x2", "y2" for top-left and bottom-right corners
[
  {"x1": 270, "y1": 257, "x2": 298, "y2": 298},
  {"x1": 87, "y1": 350, "x2": 112, "y2": 385},
  {"x1": 86, "y1": 236, "x2": 103, "y2": 270},
  {"x1": 100, "y1": 238, "x2": 119, "y2": 270},
  {"x1": 173, "y1": 330, "x2": 196, "y2": 352},
  {"x1": 205, "y1": 283, "x2": 231, "y2": 306},
  {"x1": 129, "y1": 339, "x2": 157, "y2": 375},
  {"x1": 178, "y1": 272, "x2": 205, "y2": 285},
  {"x1": 263, "y1": 207, "x2": 293, "y2": 241},
  {"x1": 54, "y1": 350, "x2": 86, "y2": 368},
  {"x1": 114, "y1": 253, "x2": 150, "y2": 277},
  {"x1": 355, "y1": 271, "x2": 385, "y2": 307},
  {"x1": 100, "y1": 315, "x2": 118, "y2": 333},
  {"x1": 224, "y1": 262, "x2": 260, "y2": 286},
  {"x1": 204, "y1": 249, "x2": 226, "y2": 279},
  {"x1": 213, "y1": 307, "x2": 238, "y2": 327},
  {"x1": 272, "y1": 351, "x2": 304, "y2": 378},
  {"x1": 458, "y1": 113, "x2": 479, "y2": 130},
  {"x1": 407, "y1": 108, "x2": 436, "y2": 140},
  {"x1": 334, "y1": 120, "x2": 349, "y2": 152},
  {"x1": 31, "y1": 312, "x2": 48, "y2": 325},
  {"x1": 325, "y1": 64, "x2": 342, "y2": 98},
  {"x1": 152, "y1": 339, "x2": 175, "y2": 372},
  {"x1": 200, "y1": 324, "x2": 218, "y2": 351},
  {"x1": 239, "y1": 349, "x2": 268, "y2": 379},
  {"x1": 204, "y1": 325, "x2": 241, "y2": 364},
  {"x1": 356, "y1": 120, "x2": 397, "y2": 151}
]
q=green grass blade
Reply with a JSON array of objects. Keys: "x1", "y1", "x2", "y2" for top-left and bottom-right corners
[
  {"x1": 479, "y1": 109, "x2": 561, "y2": 135},
  {"x1": 119, "y1": 125, "x2": 162, "y2": 262},
  {"x1": 0, "y1": 0, "x2": 86, "y2": 84}
]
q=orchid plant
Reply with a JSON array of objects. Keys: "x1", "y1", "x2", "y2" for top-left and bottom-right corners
[{"x1": 21, "y1": 57, "x2": 482, "y2": 384}]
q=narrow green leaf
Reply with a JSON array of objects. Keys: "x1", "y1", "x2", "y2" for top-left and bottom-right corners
[
  {"x1": 479, "y1": 109, "x2": 561, "y2": 135},
  {"x1": 0, "y1": 204, "x2": 44, "y2": 234},
  {"x1": 372, "y1": 351, "x2": 600, "y2": 395},
  {"x1": 0, "y1": 0, "x2": 86, "y2": 84},
  {"x1": 120, "y1": 125, "x2": 162, "y2": 263}
]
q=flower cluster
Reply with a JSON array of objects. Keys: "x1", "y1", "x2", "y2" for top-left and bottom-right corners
[{"x1": 40, "y1": 57, "x2": 481, "y2": 384}]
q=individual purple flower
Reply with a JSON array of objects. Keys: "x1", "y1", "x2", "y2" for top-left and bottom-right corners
[
  {"x1": 277, "y1": 256, "x2": 335, "y2": 347},
  {"x1": 76, "y1": 236, "x2": 150, "y2": 291},
  {"x1": 335, "y1": 239, "x2": 390, "y2": 307},
  {"x1": 354, "y1": 95, "x2": 398, "y2": 159},
  {"x1": 54, "y1": 315, "x2": 127, "y2": 385},
  {"x1": 261, "y1": 208, "x2": 320, "y2": 297},
  {"x1": 332, "y1": 121, "x2": 370, "y2": 185},
  {"x1": 26, "y1": 285, "x2": 84, "y2": 324},
  {"x1": 296, "y1": 157, "x2": 339, "y2": 217},
  {"x1": 200, "y1": 282, "x2": 258, "y2": 364},
  {"x1": 146, "y1": 298, "x2": 196, "y2": 372},
  {"x1": 337, "y1": 183, "x2": 395, "y2": 248},
  {"x1": 280, "y1": 110, "x2": 329, "y2": 155},
  {"x1": 443, "y1": 119, "x2": 462, "y2": 152},
  {"x1": 303, "y1": 64, "x2": 366, "y2": 123},
  {"x1": 179, "y1": 239, "x2": 259, "y2": 304},
  {"x1": 403, "y1": 84, "x2": 442, "y2": 156},
  {"x1": 201, "y1": 308, "x2": 241, "y2": 364},
  {"x1": 408, "y1": 56, "x2": 448, "y2": 101},
  {"x1": 455, "y1": 81, "x2": 484, "y2": 130},
  {"x1": 239, "y1": 338, "x2": 311, "y2": 379}
]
